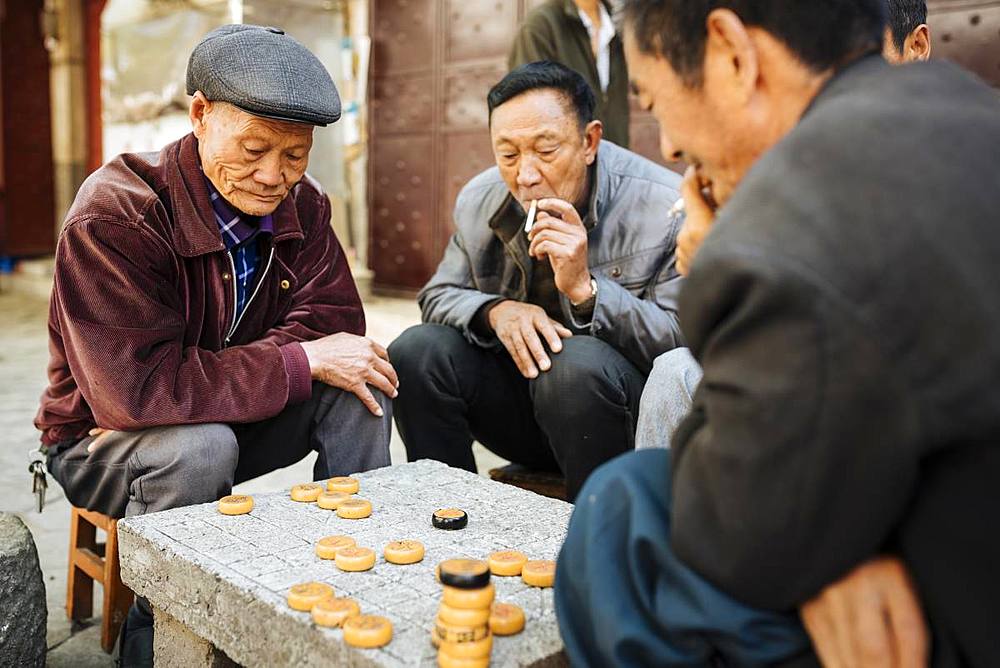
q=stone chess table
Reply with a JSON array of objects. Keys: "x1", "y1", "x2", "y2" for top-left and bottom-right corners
[{"x1": 117, "y1": 460, "x2": 573, "y2": 667}]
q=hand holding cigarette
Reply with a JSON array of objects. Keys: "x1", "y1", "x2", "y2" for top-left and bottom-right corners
[{"x1": 526, "y1": 198, "x2": 593, "y2": 306}]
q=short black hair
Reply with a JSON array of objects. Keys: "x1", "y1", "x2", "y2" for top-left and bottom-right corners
[
  {"x1": 885, "y1": 0, "x2": 927, "y2": 52},
  {"x1": 487, "y1": 61, "x2": 596, "y2": 130},
  {"x1": 622, "y1": 0, "x2": 886, "y2": 87}
]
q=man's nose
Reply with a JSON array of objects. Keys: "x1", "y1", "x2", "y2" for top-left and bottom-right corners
[
  {"x1": 516, "y1": 158, "x2": 542, "y2": 188},
  {"x1": 659, "y1": 129, "x2": 683, "y2": 164},
  {"x1": 253, "y1": 154, "x2": 284, "y2": 187}
]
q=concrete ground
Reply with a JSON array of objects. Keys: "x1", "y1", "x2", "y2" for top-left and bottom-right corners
[{"x1": 0, "y1": 275, "x2": 507, "y2": 665}]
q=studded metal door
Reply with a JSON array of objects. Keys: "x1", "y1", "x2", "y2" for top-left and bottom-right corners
[
  {"x1": 369, "y1": 1, "x2": 1000, "y2": 292},
  {"x1": 928, "y1": 0, "x2": 1000, "y2": 87},
  {"x1": 368, "y1": 0, "x2": 668, "y2": 292}
]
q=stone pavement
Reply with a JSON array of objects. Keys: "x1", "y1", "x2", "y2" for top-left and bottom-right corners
[
  {"x1": 0, "y1": 283, "x2": 508, "y2": 665},
  {"x1": 118, "y1": 460, "x2": 570, "y2": 667}
]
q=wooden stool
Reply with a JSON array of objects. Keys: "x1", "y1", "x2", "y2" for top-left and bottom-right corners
[
  {"x1": 67, "y1": 507, "x2": 134, "y2": 653},
  {"x1": 489, "y1": 464, "x2": 568, "y2": 502}
]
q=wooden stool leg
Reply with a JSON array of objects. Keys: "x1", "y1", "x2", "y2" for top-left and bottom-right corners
[
  {"x1": 101, "y1": 519, "x2": 133, "y2": 653},
  {"x1": 66, "y1": 507, "x2": 95, "y2": 621}
]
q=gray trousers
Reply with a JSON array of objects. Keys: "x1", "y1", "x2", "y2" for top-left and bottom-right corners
[
  {"x1": 48, "y1": 382, "x2": 392, "y2": 518},
  {"x1": 635, "y1": 348, "x2": 703, "y2": 450}
]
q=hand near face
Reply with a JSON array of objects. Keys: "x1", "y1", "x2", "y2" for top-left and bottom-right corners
[
  {"x1": 800, "y1": 556, "x2": 928, "y2": 668},
  {"x1": 527, "y1": 198, "x2": 592, "y2": 304},
  {"x1": 300, "y1": 333, "x2": 399, "y2": 416},
  {"x1": 487, "y1": 300, "x2": 573, "y2": 379},
  {"x1": 676, "y1": 166, "x2": 718, "y2": 276}
]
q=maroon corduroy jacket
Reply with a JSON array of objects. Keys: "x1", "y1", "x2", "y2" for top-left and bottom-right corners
[{"x1": 35, "y1": 133, "x2": 365, "y2": 446}]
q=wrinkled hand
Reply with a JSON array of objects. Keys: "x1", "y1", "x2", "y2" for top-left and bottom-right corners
[
  {"x1": 801, "y1": 556, "x2": 928, "y2": 668},
  {"x1": 676, "y1": 166, "x2": 717, "y2": 276},
  {"x1": 86, "y1": 427, "x2": 115, "y2": 453},
  {"x1": 487, "y1": 300, "x2": 573, "y2": 379},
  {"x1": 300, "y1": 333, "x2": 399, "y2": 417},
  {"x1": 527, "y1": 198, "x2": 592, "y2": 304}
]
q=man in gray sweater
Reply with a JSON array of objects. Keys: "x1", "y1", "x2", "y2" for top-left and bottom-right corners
[
  {"x1": 556, "y1": 1, "x2": 1000, "y2": 666},
  {"x1": 389, "y1": 62, "x2": 683, "y2": 500}
]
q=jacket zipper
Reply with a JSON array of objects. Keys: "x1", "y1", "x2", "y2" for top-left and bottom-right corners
[
  {"x1": 224, "y1": 245, "x2": 275, "y2": 347},
  {"x1": 502, "y1": 238, "x2": 529, "y2": 302}
]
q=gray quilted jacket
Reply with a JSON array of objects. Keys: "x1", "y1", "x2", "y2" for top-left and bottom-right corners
[{"x1": 418, "y1": 141, "x2": 684, "y2": 374}]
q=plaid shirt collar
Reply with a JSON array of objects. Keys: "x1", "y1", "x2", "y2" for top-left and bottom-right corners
[{"x1": 203, "y1": 177, "x2": 274, "y2": 250}]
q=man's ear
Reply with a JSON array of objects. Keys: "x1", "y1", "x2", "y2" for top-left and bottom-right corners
[
  {"x1": 584, "y1": 119, "x2": 603, "y2": 165},
  {"x1": 905, "y1": 24, "x2": 932, "y2": 62},
  {"x1": 189, "y1": 91, "x2": 211, "y2": 139},
  {"x1": 703, "y1": 8, "x2": 759, "y2": 105}
]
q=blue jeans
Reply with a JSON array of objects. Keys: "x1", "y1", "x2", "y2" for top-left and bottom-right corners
[{"x1": 555, "y1": 449, "x2": 815, "y2": 667}]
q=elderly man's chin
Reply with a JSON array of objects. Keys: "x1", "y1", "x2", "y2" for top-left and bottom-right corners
[{"x1": 229, "y1": 189, "x2": 286, "y2": 216}]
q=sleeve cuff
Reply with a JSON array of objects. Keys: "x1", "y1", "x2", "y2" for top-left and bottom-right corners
[{"x1": 280, "y1": 342, "x2": 313, "y2": 405}]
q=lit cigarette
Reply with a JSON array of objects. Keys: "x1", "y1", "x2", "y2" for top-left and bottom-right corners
[{"x1": 524, "y1": 199, "x2": 538, "y2": 233}]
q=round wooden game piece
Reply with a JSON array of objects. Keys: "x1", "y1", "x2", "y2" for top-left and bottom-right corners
[
  {"x1": 438, "y1": 602, "x2": 490, "y2": 627},
  {"x1": 436, "y1": 652, "x2": 489, "y2": 668},
  {"x1": 522, "y1": 560, "x2": 556, "y2": 588},
  {"x1": 487, "y1": 550, "x2": 527, "y2": 576},
  {"x1": 286, "y1": 582, "x2": 333, "y2": 611},
  {"x1": 315, "y1": 535, "x2": 356, "y2": 560},
  {"x1": 335, "y1": 546, "x2": 377, "y2": 572},
  {"x1": 437, "y1": 559, "x2": 490, "y2": 589},
  {"x1": 438, "y1": 632, "x2": 493, "y2": 659},
  {"x1": 327, "y1": 476, "x2": 360, "y2": 494},
  {"x1": 217, "y1": 494, "x2": 253, "y2": 515},
  {"x1": 311, "y1": 596, "x2": 360, "y2": 628},
  {"x1": 316, "y1": 490, "x2": 351, "y2": 510},
  {"x1": 433, "y1": 616, "x2": 490, "y2": 644},
  {"x1": 343, "y1": 615, "x2": 393, "y2": 648},
  {"x1": 442, "y1": 583, "x2": 494, "y2": 610},
  {"x1": 432, "y1": 508, "x2": 468, "y2": 530},
  {"x1": 336, "y1": 498, "x2": 372, "y2": 519},
  {"x1": 384, "y1": 540, "x2": 425, "y2": 565},
  {"x1": 489, "y1": 602, "x2": 525, "y2": 636},
  {"x1": 290, "y1": 483, "x2": 323, "y2": 502}
]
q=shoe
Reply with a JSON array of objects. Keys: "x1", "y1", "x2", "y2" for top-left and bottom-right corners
[{"x1": 116, "y1": 599, "x2": 154, "y2": 668}]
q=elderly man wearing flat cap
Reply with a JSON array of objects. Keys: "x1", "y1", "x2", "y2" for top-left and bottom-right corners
[{"x1": 34, "y1": 25, "x2": 395, "y2": 663}]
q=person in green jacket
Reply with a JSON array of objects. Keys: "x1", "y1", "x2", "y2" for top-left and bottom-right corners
[{"x1": 510, "y1": 0, "x2": 630, "y2": 148}]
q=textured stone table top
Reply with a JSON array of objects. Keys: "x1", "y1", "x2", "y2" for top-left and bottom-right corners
[{"x1": 117, "y1": 460, "x2": 573, "y2": 667}]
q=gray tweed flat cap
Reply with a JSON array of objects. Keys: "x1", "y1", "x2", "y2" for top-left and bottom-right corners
[{"x1": 186, "y1": 24, "x2": 341, "y2": 126}]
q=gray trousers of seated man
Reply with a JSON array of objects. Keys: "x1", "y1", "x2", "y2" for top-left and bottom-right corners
[
  {"x1": 47, "y1": 382, "x2": 392, "y2": 519},
  {"x1": 635, "y1": 348, "x2": 703, "y2": 450}
]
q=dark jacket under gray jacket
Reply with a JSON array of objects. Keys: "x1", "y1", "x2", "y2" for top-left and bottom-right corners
[
  {"x1": 419, "y1": 141, "x2": 683, "y2": 374},
  {"x1": 672, "y1": 56, "x2": 1000, "y2": 667}
]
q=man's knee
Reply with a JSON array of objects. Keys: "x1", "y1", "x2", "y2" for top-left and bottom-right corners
[
  {"x1": 636, "y1": 348, "x2": 702, "y2": 450},
  {"x1": 649, "y1": 348, "x2": 702, "y2": 398},
  {"x1": 152, "y1": 423, "x2": 238, "y2": 484},
  {"x1": 577, "y1": 448, "x2": 673, "y2": 507},
  {"x1": 531, "y1": 336, "x2": 641, "y2": 414},
  {"x1": 389, "y1": 324, "x2": 467, "y2": 374}
]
